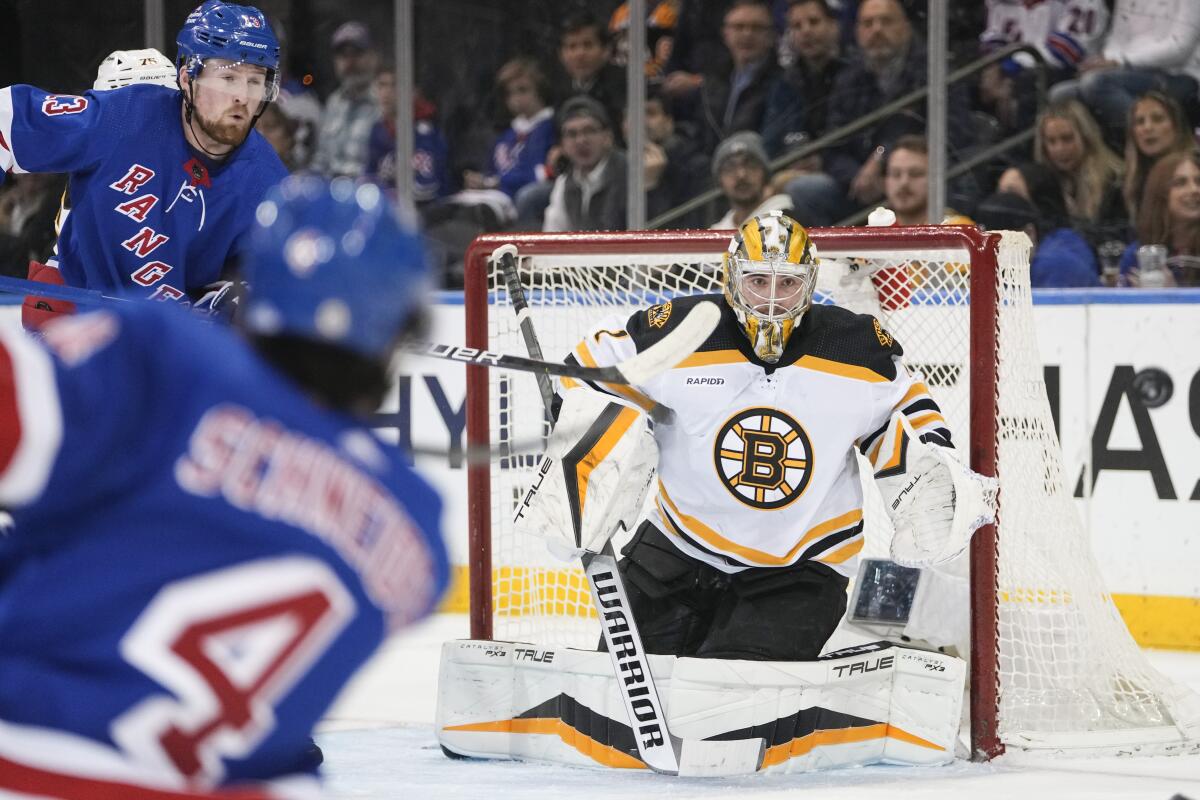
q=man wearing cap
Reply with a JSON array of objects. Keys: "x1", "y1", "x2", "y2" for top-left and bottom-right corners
[
  {"x1": 710, "y1": 131, "x2": 793, "y2": 229},
  {"x1": 311, "y1": 20, "x2": 381, "y2": 177},
  {"x1": 543, "y1": 96, "x2": 628, "y2": 232}
]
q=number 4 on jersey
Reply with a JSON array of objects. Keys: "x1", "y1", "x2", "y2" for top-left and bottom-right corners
[{"x1": 112, "y1": 557, "x2": 355, "y2": 782}]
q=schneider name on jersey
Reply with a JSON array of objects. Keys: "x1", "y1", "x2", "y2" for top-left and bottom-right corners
[{"x1": 565, "y1": 292, "x2": 952, "y2": 578}]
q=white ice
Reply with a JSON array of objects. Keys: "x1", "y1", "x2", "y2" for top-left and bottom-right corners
[{"x1": 317, "y1": 614, "x2": 1200, "y2": 799}]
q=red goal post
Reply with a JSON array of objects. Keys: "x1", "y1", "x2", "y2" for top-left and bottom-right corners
[{"x1": 461, "y1": 226, "x2": 1199, "y2": 761}]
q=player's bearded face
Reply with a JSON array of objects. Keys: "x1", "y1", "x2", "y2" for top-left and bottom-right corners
[{"x1": 191, "y1": 62, "x2": 270, "y2": 145}]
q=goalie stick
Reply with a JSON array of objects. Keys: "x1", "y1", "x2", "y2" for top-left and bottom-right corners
[{"x1": 493, "y1": 244, "x2": 765, "y2": 777}]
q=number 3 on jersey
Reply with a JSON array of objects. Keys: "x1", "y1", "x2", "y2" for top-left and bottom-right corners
[
  {"x1": 112, "y1": 557, "x2": 356, "y2": 782},
  {"x1": 41, "y1": 95, "x2": 89, "y2": 116}
]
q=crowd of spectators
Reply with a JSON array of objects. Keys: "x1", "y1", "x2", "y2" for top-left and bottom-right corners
[{"x1": 4, "y1": 0, "x2": 1200, "y2": 288}]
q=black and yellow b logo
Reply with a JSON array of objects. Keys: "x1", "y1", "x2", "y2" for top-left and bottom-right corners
[{"x1": 714, "y1": 408, "x2": 813, "y2": 509}]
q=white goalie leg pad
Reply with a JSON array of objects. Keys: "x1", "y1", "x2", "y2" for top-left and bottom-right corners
[
  {"x1": 513, "y1": 389, "x2": 657, "y2": 558},
  {"x1": 436, "y1": 640, "x2": 964, "y2": 774},
  {"x1": 871, "y1": 412, "x2": 998, "y2": 567},
  {"x1": 435, "y1": 640, "x2": 676, "y2": 770},
  {"x1": 666, "y1": 644, "x2": 964, "y2": 774}
]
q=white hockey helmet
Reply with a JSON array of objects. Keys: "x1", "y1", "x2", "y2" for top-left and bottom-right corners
[
  {"x1": 94, "y1": 48, "x2": 178, "y2": 91},
  {"x1": 722, "y1": 211, "x2": 819, "y2": 363}
]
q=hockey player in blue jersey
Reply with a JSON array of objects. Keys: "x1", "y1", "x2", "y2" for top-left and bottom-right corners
[
  {"x1": 0, "y1": 175, "x2": 450, "y2": 798},
  {"x1": 0, "y1": 1, "x2": 288, "y2": 329}
]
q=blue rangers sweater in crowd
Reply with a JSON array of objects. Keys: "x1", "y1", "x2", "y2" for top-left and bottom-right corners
[
  {"x1": 0, "y1": 83, "x2": 287, "y2": 300},
  {"x1": 490, "y1": 107, "x2": 555, "y2": 199},
  {"x1": 0, "y1": 304, "x2": 449, "y2": 798}
]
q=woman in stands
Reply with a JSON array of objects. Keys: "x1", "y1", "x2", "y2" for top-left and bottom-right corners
[
  {"x1": 1118, "y1": 148, "x2": 1200, "y2": 287},
  {"x1": 1034, "y1": 100, "x2": 1125, "y2": 244},
  {"x1": 1122, "y1": 91, "x2": 1195, "y2": 219},
  {"x1": 982, "y1": 162, "x2": 1100, "y2": 288}
]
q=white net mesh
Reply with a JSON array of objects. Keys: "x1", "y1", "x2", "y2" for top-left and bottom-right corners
[{"x1": 472, "y1": 229, "x2": 1200, "y2": 755}]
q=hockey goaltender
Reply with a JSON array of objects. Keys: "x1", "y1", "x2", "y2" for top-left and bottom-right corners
[{"x1": 437, "y1": 212, "x2": 997, "y2": 776}]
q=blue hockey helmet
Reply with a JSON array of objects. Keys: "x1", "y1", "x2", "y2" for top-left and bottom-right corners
[
  {"x1": 177, "y1": 1, "x2": 281, "y2": 98},
  {"x1": 240, "y1": 176, "x2": 431, "y2": 361}
]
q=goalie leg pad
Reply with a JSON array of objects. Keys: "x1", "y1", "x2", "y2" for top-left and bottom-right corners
[{"x1": 435, "y1": 640, "x2": 965, "y2": 774}]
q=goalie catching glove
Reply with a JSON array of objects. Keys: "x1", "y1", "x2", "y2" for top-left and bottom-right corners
[
  {"x1": 514, "y1": 390, "x2": 657, "y2": 560},
  {"x1": 871, "y1": 412, "x2": 998, "y2": 567}
]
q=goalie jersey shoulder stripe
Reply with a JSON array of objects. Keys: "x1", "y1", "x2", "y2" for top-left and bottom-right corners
[{"x1": 621, "y1": 294, "x2": 903, "y2": 382}]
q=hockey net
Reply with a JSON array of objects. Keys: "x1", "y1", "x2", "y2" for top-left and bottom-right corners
[{"x1": 462, "y1": 227, "x2": 1200, "y2": 759}]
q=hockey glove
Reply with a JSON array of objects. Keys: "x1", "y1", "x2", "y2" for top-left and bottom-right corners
[{"x1": 871, "y1": 412, "x2": 997, "y2": 567}]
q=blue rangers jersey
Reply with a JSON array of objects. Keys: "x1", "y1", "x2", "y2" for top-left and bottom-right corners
[
  {"x1": 563, "y1": 295, "x2": 953, "y2": 579},
  {"x1": 0, "y1": 83, "x2": 287, "y2": 300},
  {"x1": 0, "y1": 305, "x2": 448, "y2": 798}
]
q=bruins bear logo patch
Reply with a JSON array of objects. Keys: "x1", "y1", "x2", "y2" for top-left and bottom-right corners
[
  {"x1": 647, "y1": 301, "x2": 673, "y2": 329},
  {"x1": 714, "y1": 407, "x2": 813, "y2": 510}
]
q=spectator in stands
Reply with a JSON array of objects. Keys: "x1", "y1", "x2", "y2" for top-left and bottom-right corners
[
  {"x1": 977, "y1": 0, "x2": 1109, "y2": 133},
  {"x1": 882, "y1": 135, "x2": 930, "y2": 225},
  {"x1": 662, "y1": 0, "x2": 734, "y2": 99},
  {"x1": 270, "y1": 19, "x2": 322, "y2": 172},
  {"x1": 1123, "y1": 91, "x2": 1195, "y2": 218},
  {"x1": 788, "y1": 0, "x2": 974, "y2": 225},
  {"x1": 1119, "y1": 148, "x2": 1200, "y2": 286},
  {"x1": 0, "y1": 173, "x2": 61, "y2": 278},
  {"x1": 366, "y1": 71, "x2": 451, "y2": 212},
  {"x1": 543, "y1": 97, "x2": 627, "y2": 232},
  {"x1": 1034, "y1": 100, "x2": 1126, "y2": 244},
  {"x1": 763, "y1": 0, "x2": 846, "y2": 158},
  {"x1": 980, "y1": 162, "x2": 1101, "y2": 287},
  {"x1": 463, "y1": 58, "x2": 556, "y2": 203},
  {"x1": 635, "y1": 88, "x2": 708, "y2": 226},
  {"x1": 710, "y1": 131, "x2": 792, "y2": 228},
  {"x1": 256, "y1": 103, "x2": 299, "y2": 172},
  {"x1": 1048, "y1": 0, "x2": 1200, "y2": 149},
  {"x1": 311, "y1": 21, "x2": 381, "y2": 177},
  {"x1": 554, "y1": 12, "x2": 627, "y2": 146},
  {"x1": 691, "y1": 0, "x2": 785, "y2": 155}
]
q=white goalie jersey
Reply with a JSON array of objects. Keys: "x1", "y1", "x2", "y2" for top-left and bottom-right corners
[{"x1": 560, "y1": 294, "x2": 955, "y2": 578}]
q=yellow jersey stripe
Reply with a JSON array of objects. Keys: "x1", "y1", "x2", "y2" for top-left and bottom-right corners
[
  {"x1": 575, "y1": 406, "x2": 640, "y2": 521},
  {"x1": 572, "y1": 339, "x2": 658, "y2": 414},
  {"x1": 815, "y1": 534, "x2": 864, "y2": 565},
  {"x1": 797, "y1": 355, "x2": 889, "y2": 384},
  {"x1": 908, "y1": 410, "x2": 947, "y2": 430},
  {"x1": 657, "y1": 480, "x2": 862, "y2": 566},
  {"x1": 675, "y1": 349, "x2": 747, "y2": 368},
  {"x1": 896, "y1": 381, "x2": 931, "y2": 409}
]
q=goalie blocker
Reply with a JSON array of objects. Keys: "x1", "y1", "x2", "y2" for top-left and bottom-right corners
[{"x1": 436, "y1": 639, "x2": 965, "y2": 774}]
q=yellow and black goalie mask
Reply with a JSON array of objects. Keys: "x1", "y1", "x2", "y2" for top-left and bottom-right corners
[{"x1": 723, "y1": 211, "x2": 819, "y2": 363}]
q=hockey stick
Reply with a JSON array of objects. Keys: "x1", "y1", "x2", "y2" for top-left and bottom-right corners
[
  {"x1": 494, "y1": 244, "x2": 764, "y2": 777},
  {"x1": 0, "y1": 275, "x2": 131, "y2": 307},
  {"x1": 0, "y1": 273, "x2": 708, "y2": 389}
]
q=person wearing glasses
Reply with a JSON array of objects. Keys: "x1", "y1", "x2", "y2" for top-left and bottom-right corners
[{"x1": 543, "y1": 96, "x2": 627, "y2": 232}]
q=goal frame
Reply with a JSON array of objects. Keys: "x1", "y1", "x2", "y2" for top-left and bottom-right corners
[{"x1": 463, "y1": 226, "x2": 1003, "y2": 759}]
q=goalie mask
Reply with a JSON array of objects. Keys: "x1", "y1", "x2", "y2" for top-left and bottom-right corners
[{"x1": 723, "y1": 211, "x2": 818, "y2": 363}]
